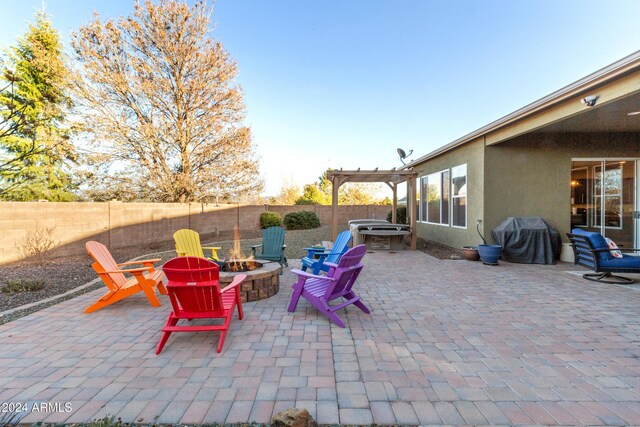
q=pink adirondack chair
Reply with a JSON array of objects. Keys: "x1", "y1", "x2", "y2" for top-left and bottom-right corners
[
  {"x1": 157, "y1": 257, "x2": 246, "y2": 354},
  {"x1": 287, "y1": 244, "x2": 370, "y2": 327}
]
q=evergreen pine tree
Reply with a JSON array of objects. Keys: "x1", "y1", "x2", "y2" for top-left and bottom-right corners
[{"x1": 0, "y1": 10, "x2": 76, "y2": 201}]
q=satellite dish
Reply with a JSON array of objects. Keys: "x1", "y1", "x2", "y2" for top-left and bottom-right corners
[{"x1": 397, "y1": 148, "x2": 413, "y2": 165}]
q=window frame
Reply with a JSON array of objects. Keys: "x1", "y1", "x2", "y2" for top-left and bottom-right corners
[
  {"x1": 419, "y1": 176, "x2": 427, "y2": 223},
  {"x1": 592, "y1": 163, "x2": 623, "y2": 230},
  {"x1": 425, "y1": 168, "x2": 449, "y2": 226},
  {"x1": 451, "y1": 163, "x2": 467, "y2": 229}
]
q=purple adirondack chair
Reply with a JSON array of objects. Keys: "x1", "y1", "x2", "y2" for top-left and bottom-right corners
[{"x1": 287, "y1": 244, "x2": 370, "y2": 327}]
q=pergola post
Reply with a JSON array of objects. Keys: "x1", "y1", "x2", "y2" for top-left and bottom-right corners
[
  {"x1": 391, "y1": 183, "x2": 397, "y2": 224},
  {"x1": 408, "y1": 177, "x2": 417, "y2": 250},
  {"x1": 331, "y1": 177, "x2": 344, "y2": 241}
]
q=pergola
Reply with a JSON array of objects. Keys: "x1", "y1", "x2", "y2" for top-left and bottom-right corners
[{"x1": 327, "y1": 168, "x2": 419, "y2": 250}]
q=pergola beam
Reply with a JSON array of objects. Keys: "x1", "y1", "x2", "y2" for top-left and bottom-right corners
[
  {"x1": 327, "y1": 169, "x2": 418, "y2": 250},
  {"x1": 328, "y1": 169, "x2": 417, "y2": 185}
]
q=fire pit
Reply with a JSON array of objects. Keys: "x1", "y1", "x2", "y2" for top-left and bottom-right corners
[
  {"x1": 221, "y1": 260, "x2": 264, "y2": 273},
  {"x1": 219, "y1": 261, "x2": 281, "y2": 302},
  {"x1": 217, "y1": 226, "x2": 282, "y2": 302}
]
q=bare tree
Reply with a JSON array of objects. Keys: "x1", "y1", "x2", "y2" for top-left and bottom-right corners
[{"x1": 71, "y1": 0, "x2": 262, "y2": 202}]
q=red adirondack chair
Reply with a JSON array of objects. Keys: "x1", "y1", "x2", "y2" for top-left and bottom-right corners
[
  {"x1": 157, "y1": 257, "x2": 246, "y2": 354},
  {"x1": 287, "y1": 244, "x2": 370, "y2": 327},
  {"x1": 85, "y1": 241, "x2": 167, "y2": 314}
]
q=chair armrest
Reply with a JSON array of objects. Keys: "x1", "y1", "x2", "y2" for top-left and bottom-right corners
[
  {"x1": 304, "y1": 247, "x2": 330, "y2": 257},
  {"x1": 251, "y1": 244, "x2": 261, "y2": 257},
  {"x1": 202, "y1": 246, "x2": 221, "y2": 261},
  {"x1": 291, "y1": 269, "x2": 336, "y2": 281},
  {"x1": 590, "y1": 248, "x2": 640, "y2": 253},
  {"x1": 221, "y1": 274, "x2": 247, "y2": 292},
  {"x1": 103, "y1": 267, "x2": 149, "y2": 274},
  {"x1": 118, "y1": 259, "x2": 161, "y2": 266}
]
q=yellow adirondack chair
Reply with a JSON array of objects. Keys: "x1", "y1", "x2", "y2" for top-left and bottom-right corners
[
  {"x1": 85, "y1": 241, "x2": 167, "y2": 313},
  {"x1": 173, "y1": 229, "x2": 221, "y2": 261}
]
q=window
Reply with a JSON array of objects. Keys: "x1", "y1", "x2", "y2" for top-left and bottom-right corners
[
  {"x1": 441, "y1": 170, "x2": 450, "y2": 224},
  {"x1": 593, "y1": 163, "x2": 622, "y2": 229},
  {"x1": 423, "y1": 170, "x2": 449, "y2": 225},
  {"x1": 451, "y1": 164, "x2": 467, "y2": 228},
  {"x1": 427, "y1": 172, "x2": 441, "y2": 223},
  {"x1": 417, "y1": 177, "x2": 423, "y2": 222},
  {"x1": 420, "y1": 176, "x2": 427, "y2": 222},
  {"x1": 418, "y1": 164, "x2": 467, "y2": 227}
]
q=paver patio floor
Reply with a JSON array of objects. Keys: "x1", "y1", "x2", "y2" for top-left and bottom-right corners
[{"x1": 1, "y1": 251, "x2": 640, "y2": 425}]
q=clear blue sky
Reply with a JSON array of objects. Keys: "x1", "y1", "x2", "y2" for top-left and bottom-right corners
[{"x1": 1, "y1": 0, "x2": 639, "y2": 196}]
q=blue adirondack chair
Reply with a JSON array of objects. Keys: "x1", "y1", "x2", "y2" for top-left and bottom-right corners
[
  {"x1": 252, "y1": 226, "x2": 287, "y2": 271},
  {"x1": 287, "y1": 244, "x2": 370, "y2": 328},
  {"x1": 301, "y1": 230, "x2": 352, "y2": 275}
]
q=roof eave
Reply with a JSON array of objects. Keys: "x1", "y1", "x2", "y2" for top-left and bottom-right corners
[{"x1": 403, "y1": 49, "x2": 640, "y2": 169}]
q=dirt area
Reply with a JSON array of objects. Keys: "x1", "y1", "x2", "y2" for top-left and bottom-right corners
[{"x1": 417, "y1": 238, "x2": 464, "y2": 260}]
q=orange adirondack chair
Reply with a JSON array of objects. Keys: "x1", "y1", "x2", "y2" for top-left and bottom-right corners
[
  {"x1": 85, "y1": 241, "x2": 167, "y2": 314},
  {"x1": 157, "y1": 257, "x2": 245, "y2": 354}
]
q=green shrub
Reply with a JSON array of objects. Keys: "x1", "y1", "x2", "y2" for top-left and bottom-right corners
[
  {"x1": 87, "y1": 415, "x2": 122, "y2": 427},
  {"x1": 1, "y1": 279, "x2": 46, "y2": 293},
  {"x1": 387, "y1": 206, "x2": 407, "y2": 224},
  {"x1": 283, "y1": 211, "x2": 321, "y2": 230},
  {"x1": 294, "y1": 198, "x2": 314, "y2": 205},
  {"x1": 260, "y1": 211, "x2": 282, "y2": 229}
]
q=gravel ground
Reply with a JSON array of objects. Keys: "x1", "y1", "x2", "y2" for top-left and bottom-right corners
[
  {"x1": 417, "y1": 238, "x2": 464, "y2": 260},
  {"x1": 0, "y1": 226, "x2": 333, "y2": 323},
  {"x1": 0, "y1": 225, "x2": 459, "y2": 324}
]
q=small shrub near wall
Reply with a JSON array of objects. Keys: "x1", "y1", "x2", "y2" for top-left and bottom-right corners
[
  {"x1": 387, "y1": 206, "x2": 407, "y2": 224},
  {"x1": 260, "y1": 211, "x2": 282, "y2": 229},
  {"x1": 16, "y1": 223, "x2": 60, "y2": 265},
  {"x1": 283, "y1": 211, "x2": 321, "y2": 230}
]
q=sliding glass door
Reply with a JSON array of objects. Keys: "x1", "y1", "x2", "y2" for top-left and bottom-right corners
[{"x1": 571, "y1": 159, "x2": 638, "y2": 249}]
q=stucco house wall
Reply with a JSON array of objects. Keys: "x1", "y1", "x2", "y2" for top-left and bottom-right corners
[
  {"x1": 413, "y1": 137, "x2": 485, "y2": 249},
  {"x1": 483, "y1": 132, "x2": 639, "y2": 243}
]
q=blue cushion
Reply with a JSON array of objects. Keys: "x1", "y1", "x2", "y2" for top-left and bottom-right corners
[
  {"x1": 599, "y1": 254, "x2": 640, "y2": 269},
  {"x1": 571, "y1": 228, "x2": 612, "y2": 261}
]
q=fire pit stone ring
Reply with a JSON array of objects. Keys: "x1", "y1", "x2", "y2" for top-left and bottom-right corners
[{"x1": 218, "y1": 260, "x2": 281, "y2": 303}]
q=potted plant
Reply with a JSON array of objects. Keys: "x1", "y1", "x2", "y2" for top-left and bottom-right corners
[
  {"x1": 477, "y1": 244, "x2": 502, "y2": 265},
  {"x1": 462, "y1": 246, "x2": 480, "y2": 261},
  {"x1": 475, "y1": 219, "x2": 502, "y2": 265}
]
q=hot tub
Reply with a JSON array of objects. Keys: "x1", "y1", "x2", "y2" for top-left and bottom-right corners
[{"x1": 349, "y1": 220, "x2": 411, "y2": 251}]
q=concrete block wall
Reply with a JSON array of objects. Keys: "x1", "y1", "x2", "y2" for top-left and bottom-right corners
[{"x1": 0, "y1": 202, "x2": 393, "y2": 263}]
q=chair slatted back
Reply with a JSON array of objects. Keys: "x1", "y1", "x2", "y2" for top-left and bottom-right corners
[
  {"x1": 173, "y1": 229, "x2": 206, "y2": 258},
  {"x1": 162, "y1": 257, "x2": 224, "y2": 315},
  {"x1": 324, "y1": 244, "x2": 367, "y2": 300},
  {"x1": 325, "y1": 230, "x2": 352, "y2": 264},
  {"x1": 566, "y1": 233, "x2": 598, "y2": 269},
  {"x1": 86, "y1": 241, "x2": 128, "y2": 290},
  {"x1": 261, "y1": 226, "x2": 286, "y2": 257}
]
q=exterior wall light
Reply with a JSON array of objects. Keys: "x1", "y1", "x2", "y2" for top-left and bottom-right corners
[{"x1": 580, "y1": 95, "x2": 598, "y2": 107}]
